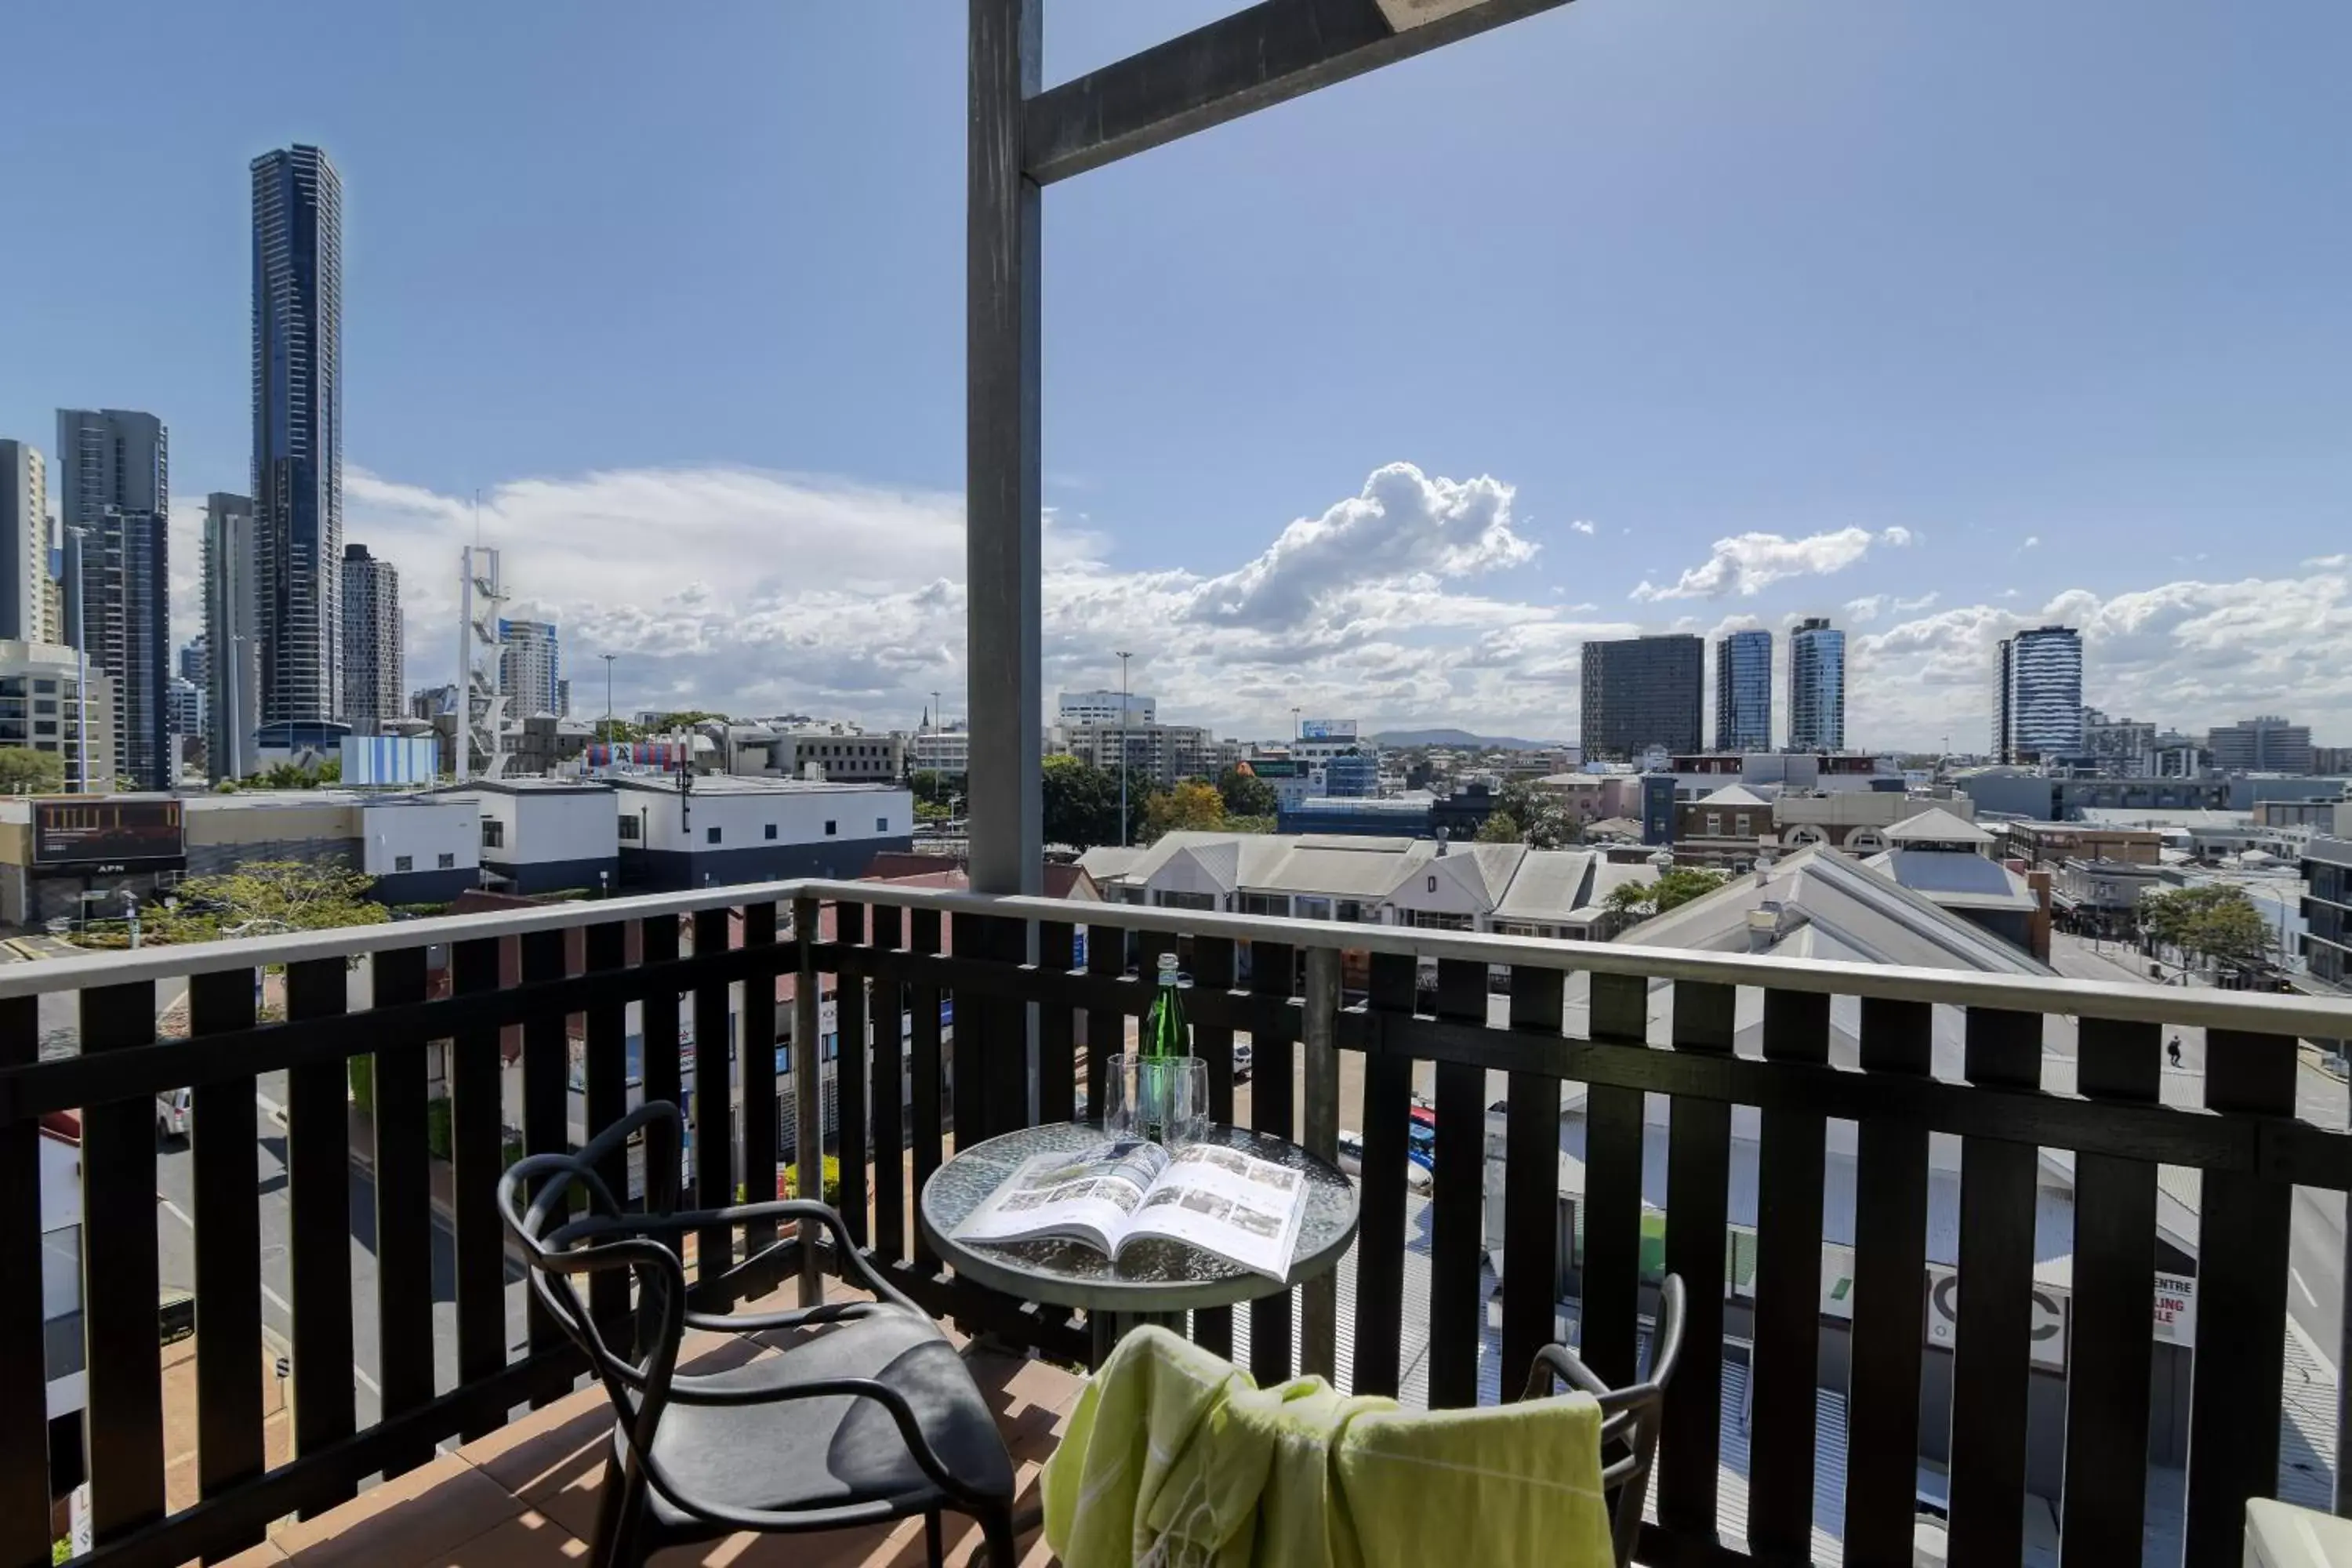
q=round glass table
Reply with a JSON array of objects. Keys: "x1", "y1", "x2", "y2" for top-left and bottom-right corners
[{"x1": 919, "y1": 1121, "x2": 1359, "y2": 1360}]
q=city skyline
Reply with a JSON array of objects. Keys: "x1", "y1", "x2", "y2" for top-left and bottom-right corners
[{"x1": 0, "y1": 5, "x2": 2346, "y2": 747}]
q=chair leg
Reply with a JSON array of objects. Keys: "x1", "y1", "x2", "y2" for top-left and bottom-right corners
[
  {"x1": 590, "y1": 1446, "x2": 650, "y2": 1568},
  {"x1": 981, "y1": 1503, "x2": 1018, "y2": 1567},
  {"x1": 925, "y1": 1509, "x2": 946, "y2": 1568}
]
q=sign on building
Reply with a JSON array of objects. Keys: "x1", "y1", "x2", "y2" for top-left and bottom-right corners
[
  {"x1": 1298, "y1": 719, "x2": 1357, "y2": 742},
  {"x1": 31, "y1": 799, "x2": 186, "y2": 869}
]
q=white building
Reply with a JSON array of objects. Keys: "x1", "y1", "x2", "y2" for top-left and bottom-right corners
[
  {"x1": 445, "y1": 777, "x2": 620, "y2": 895},
  {"x1": 498, "y1": 619, "x2": 561, "y2": 717},
  {"x1": 1054, "y1": 721, "x2": 1209, "y2": 789},
  {"x1": 909, "y1": 725, "x2": 970, "y2": 776},
  {"x1": 0, "y1": 639, "x2": 117, "y2": 793},
  {"x1": 1058, "y1": 688, "x2": 1154, "y2": 726},
  {"x1": 1994, "y1": 625, "x2": 2084, "y2": 764},
  {"x1": 608, "y1": 774, "x2": 913, "y2": 891}
]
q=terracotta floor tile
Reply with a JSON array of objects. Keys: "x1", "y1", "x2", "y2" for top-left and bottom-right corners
[
  {"x1": 456, "y1": 1388, "x2": 610, "y2": 1500},
  {"x1": 203, "y1": 1541, "x2": 290, "y2": 1567},
  {"x1": 271, "y1": 1454, "x2": 522, "y2": 1568},
  {"x1": 409, "y1": 1508, "x2": 590, "y2": 1567}
]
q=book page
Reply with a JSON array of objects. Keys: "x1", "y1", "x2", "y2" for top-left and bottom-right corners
[
  {"x1": 954, "y1": 1140, "x2": 1169, "y2": 1250},
  {"x1": 1116, "y1": 1143, "x2": 1307, "y2": 1281}
]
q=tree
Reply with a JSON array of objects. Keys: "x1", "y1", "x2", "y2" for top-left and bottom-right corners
[
  {"x1": 1216, "y1": 766, "x2": 1278, "y2": 819},
  {"x1": 1041, "y1": 754, "x2": 1131, "y2": 848},
  {"x1": 1144, "y1": 781, "x2": 1226, "y2": 840},
  {"x1": 0, "y1": 747, "x2": 66, "y2": 794},
  {"x1": 1475, "y1": 811, "x2": 1523, "y2": 844},
  {"x1": 247, "y1": 756, "x2": 339, "y2": 789},
  {"x1": 1494, "y1": 779, "x2": 1576, "y2": 849},
  {"x1": 80, "y1": 860, "x2": 387, "y2": 949},
  {"x1": 1606, "y1": 867, "x2": 1729, "y2": 927},
  {"x1": 2141, "y1": 884, "x2": 2276, "y2": 971}
]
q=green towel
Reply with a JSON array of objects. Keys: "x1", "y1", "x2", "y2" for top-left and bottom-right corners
[{"x1": 1042, "y1": 1327, "x2": 1617, "y2": 1568}]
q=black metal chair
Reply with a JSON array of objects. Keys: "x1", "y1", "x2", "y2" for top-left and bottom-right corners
[
  {"x1": 1523, "y1": 1275, "x2": 1689, "y2": 1568},
  {"x1": 497, "y1": 1101, "x2": 1020, "y2": 1568}
]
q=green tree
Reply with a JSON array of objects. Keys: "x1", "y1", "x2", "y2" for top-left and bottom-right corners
[
  {"x1": 1223, "y1": 814, "x2": 1277, "y2": 835},
  {"x1": 1475, "y1": 811, "x2": 1523, "y2": 844},
  {"x1": 1494, "y1": 780, "x2": 1576, "y2": 849},
  {"x1": 1144, "y1": 780, "x2": 1226, "y2": 840},
  {"x1": 0, "y1": 747, "x2": 66, "y2": 793},
  {"x1": 1042, "y1": 753, "x2": 1131, "y2": 848},
  {"x1": 642, "y1": 710, "x2": 728, "y2": 730},
  {"x1": 114, "y1": 860, "x2": 389, "y2": 948},
  {"x1": 1216, "y1": 765, "x2": 1278, "y2": 819},
  {"x1": 1605, "y1": 867, "x2": 1729, "y2": 927},
  {"x1": 2141, "y1": 884, "x2": 2276, "y2": 971},
  {"x1": 247, "y1": 756, "x2": 339, "y2": 789}
]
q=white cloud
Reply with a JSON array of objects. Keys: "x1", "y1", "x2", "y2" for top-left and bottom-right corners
[
  {"x1": 177, "y1": 459, "x2": 2350, "y2": 750},
  {"x1": 1569, "y1": 519, "x2": 1595, "y2": 535},
  {"x1": 1629, "y1": 526, "x2": 1913, "y2": 602}
]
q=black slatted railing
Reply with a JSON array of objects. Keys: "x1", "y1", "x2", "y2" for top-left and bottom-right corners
[{"x1": 1, "y1": 880, "x2": 2349, "y2": 1568}]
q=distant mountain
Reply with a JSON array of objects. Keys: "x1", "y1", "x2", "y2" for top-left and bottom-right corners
[{"x1": 1369, "y1": 728, "x2": 1561, "y2": 751}]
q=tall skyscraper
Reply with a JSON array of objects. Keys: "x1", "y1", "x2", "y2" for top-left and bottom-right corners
[
  {"x1": 55, "y1": 409, "x2": 169, "y2": 546},
  {"x1": 1787, "y1": 617, "x2": 1846, "y2": 753},
  {"x1": 340, "y1": 543, "x2": 402, "y2": 731},
  {"x1": 74, "y1": 506, "x2": 172, "y2": 789},
  {"x1": 1581, "y1": 634, "x2": 1704, "y2": 761},
  {"x1": 202, "y1": 493, "x2": 263, "y2": 782},
  {"x1": 0, "y1": 440, "x2": 45, "y2": 642},
  {"x1": 1993, "y1": 625, "x2": 2084, "y2": 764},
  {"x1": 180, "y1": 635, "x2": 208, "y2": 685},
  {"x1": 252, "y1": 144, "x2": 344, "y2": 725},
  {"x1": 498, "y1": 618, "x2": 561, "y2": 716},
  {"x1": 1712, "y1": 630, "x2": 1773, "y2": 752}
]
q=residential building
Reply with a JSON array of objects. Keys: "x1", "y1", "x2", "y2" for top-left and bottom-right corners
[
  {"x1": 1672, "y1": 783, "x2": 1773, "y2": 867},
  {"x1": 252, "y1": 144, "x2": 345, "y2": 727},
  {"x1": 445, "y1": 778, "x2": 620, "y2": 895},
  {"x1": 909, "y1": 724, "x2": 970, "y2": 776},
  {"x1": 556, "y1": 678, "x2": 571, "y2": 719},
  {"x1": 1712, "y1": 628, "x2": 1771, "y2": 752},
  {"x1": 1992, "y1": 625, "x2": 2083, "y2": 763},
  {"x1": 1775, "y1": 790, "x2": 1980, "y2": 855},
  {"x1": 1786, "y1": 617, "x2": 1845, "y2": 753},
  {"x1": 2314, "y1": 746, "x2": 2352, "y2": 776},
  {"x1": 2303, "y1": 835, "x2": 2351, "y2": 992},
  {"x1": 53, "y1": 408, "x2": 166, "y2": 570},
  {"x1": 179, "y1": 636, "x2": 206, "y2": 685},
  {"x1": 498, "y1": 619, "x2": 561, "y2": 716},
  {"x1": 1073, "y1": 829, "x2": 1644, "y2": 941},
  {"x1": 201, "y1": 493, "x2": 263, "y2": 782},
  {"x1": 74, "y1": 506, "x2": 170, "y2": 791},
  {"x1": 607, "y1": 775, "x2": 913, "y2": 890},
  {"x1": 339, "y1": 543, "x2": 401, "y2": 731},
  {"x1": 1055, "y1": 720, "x2": 1209, "y2": 789},
  {"x1": 1580, "y1": 633, "x2": 1703, "y2": 760},
  {"x1": 2208, "y1": 716, "x2": 2314, "y2": 775},
  {"x1": 1057, "y1": 688, "x2": 1153, "y2": 726},
  {"x1": 0, "y1": 640, "x2": 116, "y2": 793},
  {"x1": 2081, "y1": 708, "x2": 2157, "y2": 775},
  {"x1": 0, "y1": 439, "x2": 46, "y2": 643},
  {"x1": 167, "y1": 675, "x2": 203, "y2": 749}
]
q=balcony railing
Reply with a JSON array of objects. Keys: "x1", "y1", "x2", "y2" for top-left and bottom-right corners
[{"x1": 4, "y1": 878, "x2": 2351, "y2": 1567}]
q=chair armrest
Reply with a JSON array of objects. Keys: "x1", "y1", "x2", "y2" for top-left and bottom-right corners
[
  {"x1": 1525, "y1": 1342, "x2": 1613, "y2": 1403},
  {"x1": 604, "y1": 1200, "x2": 927, "y2": 1323}
]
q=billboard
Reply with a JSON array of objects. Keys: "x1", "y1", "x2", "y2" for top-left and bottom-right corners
[
  {"x1": 1298, "y1": 719, "x2": 1357, "y2": 742},
  {"x1": 32, "y1": 799, "x2": 186, "y2": 869},
  {"x1": 341, "y1": 735, "x2": 440, "y2": 786}
]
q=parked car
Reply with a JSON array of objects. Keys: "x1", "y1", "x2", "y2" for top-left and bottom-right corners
[
  {"x1": 156, "y1": 1088, "x2": 191, "y2": 1142},
  {"x1": 1334, "y1": 1129, "x2": 1432, "y2": 1190},
  {"x1": 159, "y1": 1288, "x2": 195, "y2": 1345}
]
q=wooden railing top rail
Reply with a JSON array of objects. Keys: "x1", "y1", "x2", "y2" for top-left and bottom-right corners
[{"x1": 0, "y1": 873, "x2": 2344, "y2": 1042}]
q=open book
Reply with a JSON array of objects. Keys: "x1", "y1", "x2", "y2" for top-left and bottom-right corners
[{"x1": 954, "y1": 1138, "x2": 1308, "y2": 1283}]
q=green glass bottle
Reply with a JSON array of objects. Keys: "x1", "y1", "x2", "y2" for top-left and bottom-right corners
[{"x1": 1143, "y1": 953, "x2": 1188, "y2": 1058}]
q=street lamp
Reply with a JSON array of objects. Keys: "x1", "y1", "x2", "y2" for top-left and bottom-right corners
[
  {"x1": 599, "y1": 652, "x2": 618, "y2": 742},
  {"x1": 1116, "y1": 652, "x2": 1132, "y2": 848}
]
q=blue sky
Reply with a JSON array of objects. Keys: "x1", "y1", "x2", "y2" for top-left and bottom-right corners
[{"x1": 3, "y1": 0, "x2": 2347, "y2": 746}]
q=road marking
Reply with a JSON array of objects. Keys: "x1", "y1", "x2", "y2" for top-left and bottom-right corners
[
  {"x1": 256, "y1": 1091, "x2": 287, "y2": 1123},
  {"x1": 262, "y1": 1283, "x2": 291, "y2": 1315},
  {"x1": 159, "y1": 1197, "x2": 193, "y2": 1229},
  {"x1": 2292, "y1": 1267, "x2": 2320, "y2": 1310}
]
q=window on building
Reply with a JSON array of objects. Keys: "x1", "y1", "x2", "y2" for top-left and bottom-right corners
[
  {"x1": 876, "y1": 816, "x2": 888, "y2": 832},
  {"x1": 1154, "y1": 890, "x2": 1218, "y2": 912},
  {"x1": 1706, "y1": 812, "x2": 1722, "y2": 836},
  {"x1": 1336, "y1": 900, "x2": 1367, "y2": 924},
  {"x1": 32, "y1": 680, "x2": 56, "y2": 695},
  {"x1": 764, "y1": 823, "x2": 778, "y2": 840},
  {"x1": 33, "y1": 722, "x2": 55, "y2": 738},
  {"x1": 1409, "y1": 910, "x2": 1475, "y2": 932},
  {"x1": 824, "y1": 820, "x2": 837, "y2": 837},
  {"x1": 437, "y1": 852, "x2": 456, "y2": 869},
  {"x1": 32, "y1": 700, "x2": 56, "y2": 716},
  {"x1": 481, "y1": 820, "x2": 505, "y2": 849},
  {"x1": 0, "y1": 679, "x2": 20, "y2": 697},
  {"x1": 1735, "y1": 814, "x2": 1750, "y2": 835},
  {"x1": 707, "y1": 826, "x2": 722, "y2": 844},
  {"x1": 394, "y1": 855, "x2": 414, "y2": 872},
  {"x1": 1294, "y1": 896, "x2": 1332, "y2": 920},
  {"x1": 1426, "y1": 876, "x2": 1439, "y2": 893},
  {"x1": 619, "y1": 816, "x2": 640, "y2": 841},
  {"x1": 1238, "y1": 893, "x2": 1287, "y2": 917}
]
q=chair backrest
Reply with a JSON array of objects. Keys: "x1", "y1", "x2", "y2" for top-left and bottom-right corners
[
  {"x1": 496, "y1": 1100, "x2": 690, "y2": 1469},
  {"x1": 1522, "y1": 1274, "x2": 1686, "y2": 1568}
]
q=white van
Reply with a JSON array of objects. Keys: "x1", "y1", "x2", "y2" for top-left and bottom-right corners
[{"x1": 156, "y1": 1089, "x2": 191, "y2": 1141}]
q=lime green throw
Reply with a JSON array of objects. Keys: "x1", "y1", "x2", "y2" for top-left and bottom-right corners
[{"x1": 1042, "y1": 1327, "x2": 1617, "y2": 1568}]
